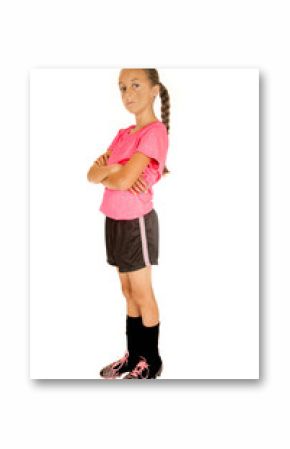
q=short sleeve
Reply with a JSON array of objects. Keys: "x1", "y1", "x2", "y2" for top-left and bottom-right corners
[{"x1": 135, "y1": 124, "x2": 168, "y2": 176}]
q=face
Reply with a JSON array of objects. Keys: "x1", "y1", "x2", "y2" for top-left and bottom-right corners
[{"x1": 118, "y1": 69, "x2": 159, "y2": 114}]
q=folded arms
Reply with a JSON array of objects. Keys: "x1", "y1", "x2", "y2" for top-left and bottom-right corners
[{"x1": 87, "y1": 151, "x2": 151, "y2": 191}]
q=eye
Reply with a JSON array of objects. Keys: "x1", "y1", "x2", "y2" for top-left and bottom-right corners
[{"x1": 120, "y1": 83, "x2": 140, "y2": 92}]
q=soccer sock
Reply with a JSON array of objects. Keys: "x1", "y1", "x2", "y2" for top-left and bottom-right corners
[
  {"x1": 140, "y1": 321, "x2": 161, "y2": 366},
  {"x1": 126, "y1": 315, "x2": 143, "y2": 364}
]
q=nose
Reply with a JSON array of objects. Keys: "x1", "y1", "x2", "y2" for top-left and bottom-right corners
[
  {"x1": 125, "y1": 98, "x2": 135, "y2": 106},
  {"x1": 123, "y1": 87, "x2": 136, "y2": 102}
]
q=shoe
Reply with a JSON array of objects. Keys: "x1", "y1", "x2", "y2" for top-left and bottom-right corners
[
  {"x1": 99, "y1": 315, "x2": 143, "y2": 379},
  {"x1": 99, "y1": 351, "x2": 138, "y2": 379},
  {"x1": 122, "y1": 355, "x2": 163, "y2": 379}
]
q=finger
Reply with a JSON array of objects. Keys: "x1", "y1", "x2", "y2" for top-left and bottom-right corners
[
  {"x1": 132, "y1": 184, "x2": 143, "y2": 193},
  {"x1": 134, "y1": 179, "x2": 146, "y2": 190},
  {"x1": 137, "y1": 181, "x2": 148, "y2": 192},
  {"x1": 130, "y1": 179, "x2": 147, "y2": 194},
  {"x1": 135, "y1": 179, "x2": 143, "y2": 187},
  {"x1": 131, "y1": 184, "x2": 141, "y2": 194},
  {"x1": 138, "y1": 178, "x2": 148, "y2": 189},
  {"x1": 139, "y1": 177, "x2": 149, "y2": 189}
]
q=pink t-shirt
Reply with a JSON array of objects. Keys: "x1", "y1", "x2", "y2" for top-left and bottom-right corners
[{"x1": 99, "y1": 120, "x2": 169, "y2": 220}]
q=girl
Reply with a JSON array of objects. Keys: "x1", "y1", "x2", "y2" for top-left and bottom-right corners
[{"x1": 87, "y1": 68, "x2": 170, "y2": 379}]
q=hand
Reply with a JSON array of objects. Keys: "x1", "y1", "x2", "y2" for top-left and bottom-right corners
[
  {"x1": 93, "y1": 151, "x2": 111, "y2": 167},
  {"x1": 128, "y1": 175, "x2": 149, "y2": 195}
]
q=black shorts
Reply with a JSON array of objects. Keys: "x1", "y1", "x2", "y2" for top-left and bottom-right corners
[{"x1": 105, "y1": 208, "x2": 159, "y2": 273}]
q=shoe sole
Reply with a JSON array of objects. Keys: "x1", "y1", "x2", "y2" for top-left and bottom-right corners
[
  {"x1": 100, "y1": 374, "x2": 123, "y2": 379},
  {"x1": 122, "y1": 363, "x2": 163, "y2": 379}
]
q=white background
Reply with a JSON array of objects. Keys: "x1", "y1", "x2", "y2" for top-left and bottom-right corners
[
  {"x1": 30, "y1": 68, "x2": 258, "y2": 379},
  {"x1": 0, "y1": 0, "x2": 288, "y2": 447}
]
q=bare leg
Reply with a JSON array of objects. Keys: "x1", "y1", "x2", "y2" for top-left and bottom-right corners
[
  {"x1": 116, "y1": 267, "x2": 141, "y2": 316},
  {"x1": 127, "y1": 266, "x2": 159, "y2": 326}
]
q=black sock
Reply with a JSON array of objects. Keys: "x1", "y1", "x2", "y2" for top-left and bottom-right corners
[
  {"x1": 126, "y1": 315, "x2": 143, "y2": 363},
  {"x1": 140, "y1": 321, "x2": 161, "y2": 366}
]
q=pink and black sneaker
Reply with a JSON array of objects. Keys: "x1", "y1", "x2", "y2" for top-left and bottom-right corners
[
  {"x1": 99, "y1": 315, "x2": 142, "y2": 379},
  {"x1": 122, "y1": 356, "x2": 163, "y2": 379},
  {"x1": 99, "y1": 351, "x2": 138, "y2": 379}
]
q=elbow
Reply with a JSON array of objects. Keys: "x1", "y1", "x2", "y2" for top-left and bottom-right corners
[
  {"x1": 87, "y1": 166, "x2": 95, "y2": 183},
  {"x1": 87, "y1": 169, "x2": 92, "y2": 182}
]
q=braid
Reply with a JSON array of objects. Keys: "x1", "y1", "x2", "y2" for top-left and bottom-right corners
[{"x1": 143, "y1": 69, "x2": 170, "y2": 176}]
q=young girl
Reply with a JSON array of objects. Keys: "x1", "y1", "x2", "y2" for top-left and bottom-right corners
[{"x1": 87, "y1": 68, "x2": 170, "y2": 379}]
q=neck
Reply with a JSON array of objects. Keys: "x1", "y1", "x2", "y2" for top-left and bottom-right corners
[{"x1": 133, "y1": 117, "x2": 159, "y2": 130}]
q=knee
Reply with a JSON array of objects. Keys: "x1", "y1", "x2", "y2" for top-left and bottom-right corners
[{"x1": 130, "y1": 288, "x2": 153, "y2": 306}]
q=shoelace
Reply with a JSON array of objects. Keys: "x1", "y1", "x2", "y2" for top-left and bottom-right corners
[
  {"x1": 112, "y1": 351, "x2": 129, "y2": 370},
  {"x1": 129, "y1": 358, "x2": 149, "y2": 378}
]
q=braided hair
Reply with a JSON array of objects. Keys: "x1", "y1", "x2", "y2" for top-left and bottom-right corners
[{"x1": 142, "y1": 69, "x2": 170, "y2": 176}]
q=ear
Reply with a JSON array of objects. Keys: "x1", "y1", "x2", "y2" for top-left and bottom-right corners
[{"x1": 153, "y1": 85, "x2": 160, "y2": 98}]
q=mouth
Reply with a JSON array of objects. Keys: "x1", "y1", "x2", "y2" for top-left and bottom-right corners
[{"x1": 127, "y1": 102, "x2": 135, "y2": 106}]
